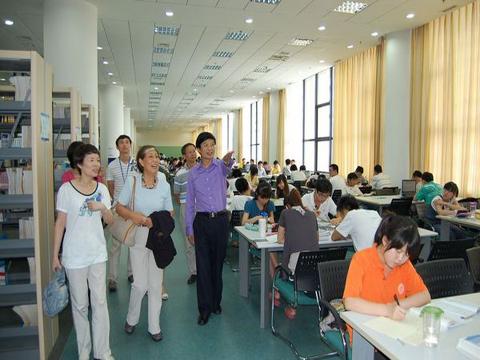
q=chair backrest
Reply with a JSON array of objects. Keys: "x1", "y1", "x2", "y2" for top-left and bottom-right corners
[
  {"x1": 293, "y1": 180, "x2": 304, "y2": 190},
  {"x1": 317, "y1": 260, "x2": 351, "y2": 302},
  {"x1": 415, "y1": 259, "x2": 474, "y2": 299},
  {"x1": 466, "y1": 246, "x2": 480, "y2": 284},
  {"x1": 332, "y1": 189, "x2": 342, "y2": 205},
  {"x1": 389, "y1": 197, "x2": 413, "y2": 216},
  {"x1": 427, "y1": 238, "x2": 475, "y2": 265},
  {"x1": 230, "y1": 210, "x2": 244, "y2": 227},
  {"x1": 415, "y1": 202, "x2": 426, "y2": 219},
  {"x1": 273, "y1": 206, "x2": 284, "y2": 223},
  {"x1": 294, "y1": 248, "x2": 348, "y2": 293}
]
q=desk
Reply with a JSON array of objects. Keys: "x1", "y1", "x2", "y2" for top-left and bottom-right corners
[
  {"x1": 341, "y1": 292, "x2": 480, "y2": 360},
  {"x1": 236, "y1": 226, "x2": 352, "y2": 328},
  {"x1": 355, "y1": 195, "x2": 402, "y2": 214},
  {"x1": 236, "y1": 226, "x2": 437, "y2": 328},
  {"x1": 272, "y1": 198, "x2": 284, "y2": 207},
  {"x1": 437, "y1": 215, "x2": 480, "y2": 241}
]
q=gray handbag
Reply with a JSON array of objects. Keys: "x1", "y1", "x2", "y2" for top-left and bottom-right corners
[{"x1": 42, "y1": 268, "x2": 69, "y2": 317}]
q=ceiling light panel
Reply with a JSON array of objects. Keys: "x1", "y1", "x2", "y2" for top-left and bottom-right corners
[
  {"x1": 204, "y1": 64, "x2": 222, "y2": 71},
  {"x1": 153, "y1": 47, "x2": 174, "y2": 54},
  {"x1": 288, "y1": 38, "x2": 314, "y2": 46},
  {"x1": 153, "y1": 62, "x2": 170, "y2": 67},
  {"x1": 225, "y1": 31, "x2": 250, "y2": 41},
  {"x1": 213, "y1": 51, "x2": 234, "y2": 58},
  {"x1": 252, "y1": 0, "x2": 281, "y2": 4},
  {"x1": 154, "y1": 25, "x2": 179, "y2": 36},
  {"x1": 334, "y1": 1, "x2": 368, "y2": 14},
  {"x1": 254, "y1": 66, "x2": 271, "y2": 73}
]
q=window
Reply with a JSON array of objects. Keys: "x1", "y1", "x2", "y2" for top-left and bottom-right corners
[
  {"x1": 285, "y1": 81, "x2": 303, "y2": 167},
  {"x1": 303, "y1": 68, "x2": 333, "y2": 172},
  {"x1": 249, "y1": 99, "x2": 262, "y2": 162},
  {"x1": 242, "y1": 104, "x2": 250, "y2": 159},
  {"x1": 222, "y1": 112, "x2": 234, "y2": 154}
]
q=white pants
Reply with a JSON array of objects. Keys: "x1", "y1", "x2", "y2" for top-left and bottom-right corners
[
  {"x1": 180, "y1": 203, "x2": 196, "y2": 276},
  {"x1": 126, "y1": 227, "x2": 164, "y2": 334},
  {"x1": 107, "y1": 229, "x2": 132, "y2": 282},
  {"x1": 65, "y1": 262, "x2": 111, "y2": 360}
]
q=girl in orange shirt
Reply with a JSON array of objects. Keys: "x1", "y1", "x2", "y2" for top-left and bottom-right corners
[{"x1": 343, "y1": 215, "x2": 431, "y2": 326}]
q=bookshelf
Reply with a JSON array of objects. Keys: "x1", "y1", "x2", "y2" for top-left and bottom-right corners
[{"x1": 0, "y1": 50, "x2": 57, "y2": 359}]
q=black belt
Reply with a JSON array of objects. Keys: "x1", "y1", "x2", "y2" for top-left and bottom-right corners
[{"x1": 196, "y1": 210, "x2": 227, "y2": 219}]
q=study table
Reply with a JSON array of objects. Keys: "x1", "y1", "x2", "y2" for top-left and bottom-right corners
[
  {"x1": 235, "y1": 225, "x2": 437, "y2": 328},
  {"x1": 341, "y1": 292, "x2": 480, "y2": 360},
  {"x1": 437, "y1": 215, "x2": 480, "y2": 241},
  {"x1": 355, "y1": 195, "x2": 402, "y2": 214}
]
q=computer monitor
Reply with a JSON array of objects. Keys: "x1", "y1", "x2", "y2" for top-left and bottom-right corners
[{"x1": 402, "y1": 179, "x2": 417, "y2": 197}]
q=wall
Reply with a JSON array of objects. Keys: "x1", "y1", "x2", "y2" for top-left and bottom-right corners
[
  {"x1": 135, "y1": 128, "x2": 193, "y2": 157},
  {"x1": 383, "y1": 30, "x2": 411, "y2": 186},
  {"x1": 268, "y1": 91, "x2": 279, "y2": 163}
]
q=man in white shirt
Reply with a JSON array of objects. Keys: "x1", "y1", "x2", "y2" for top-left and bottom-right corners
[
  {"x1": 228, "y1": 178, "x2": 252, "y2": 211},
  {"x1": 331, "y1": 195, "x2": 381, "y2": 251},
  {"x1": 412, "y1": 170, "x2": 423, "y2": 193},
  {"x1": 345, "y1": 172, "x2": 364, "y2": 196},
  {"x1": 328, "y1": 163, "x2": 348, "y2": 195},
  {"x1": 283, "y1": 159, "x2": 292, "y2": 177},
  {"x1": 106, "y1": 135, "x2": 137, "y2": 291},
  {"x1": 290, "y1": 164, "x2": 307, "y2": 182},
  {"x1": 257, "y1": 161, "x2": 267, "y2": 177},
  {"x1": 301, "y1": 178, "x2": 337, "y2": 222},
  {"x1": 370, "y1": 164, "x2": 393, "y2": 189}
]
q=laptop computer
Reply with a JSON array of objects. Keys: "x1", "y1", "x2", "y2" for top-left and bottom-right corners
[{"x1": 402, "y1": 179, "x2": 417, "y2": 198}]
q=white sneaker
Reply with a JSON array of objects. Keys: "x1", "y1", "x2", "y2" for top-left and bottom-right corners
[{"x1": 162, "y1": 292, "x2": 169, "y2": 300}]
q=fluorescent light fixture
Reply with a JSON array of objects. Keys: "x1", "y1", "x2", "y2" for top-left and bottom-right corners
[
  {"x1": 165, "y1": 11, "x2": 174, "y2": 17},
  {"x1": 154, "y1": 87, "x2": 159, "y2": 90},
  {"x1": 107, "y1": 72, "x2": 113, "y2": 76},
  {"x1": 204, "y1": 64, "x2": 222, "y2": 70},
  {"x1": 259, "y1": 91, "x2": 264, "y2": 95},
  {"x1": 334, "y1": 1, "x2": 368, "y2": 14},
  {"x1": 213, "y1": 50, "x2": 234, "y2": 58},
  {"x1": 347, "y1": 44, "x2": 354, "y2": 49},
  {"x1": 112, "y1": 81, "x2": 117, "y2": 84},
  {"x1": 154, "y1": 25, "x2": 179, "y2": 36},
  {"x1": 0, "y1": 78, "x2": 5, "y2": 81},
  {"x1": 241, "y1": 78, "x2": 255, "y2": 82},
  {"x1": 319, "y1": 60, "x2": 325, "y2": 63},
  {"x1": 318, "y1": 25, "x2": 326, "y2": 31},
  {"x1": 152, "y1": 73, "x2": 167, "y2": 78},
  {"x1": 197, "y1": 75, "x2": 213, "y2": 80},
  {"x1": 225, "y1": 31, "x2": 249, "y2": 41},
  {"x1": 371, "y1": 32, "x2": 379, "y2": 37},
  {"x1": 102, "y1": 60, "x2": 109, "y2": 65},
  {"x1": 288, "y1": 38, "x2": 313, "y2": 46},
  {"x1": 152, "y1": 62, "x2": 170, "y2": 67},
  {"x1": 245, "y1": 18, "x2": 253, "y2": 24},
  {"x1": 4, "y1": 19, "x2": 14, "y2": 26},
  {"x1": 97, "y1": 46, "x2": 103, "y2": 50},
  {"x1": 253, "y1": 0, "x2": 281, "y2": 4},
  {"x1": 229, "y1": 90, "x2": 234, "y2": 93},
  {"x1": 254, "y1": 65, "x2": 271, "y2": 73},
  {"x1": 267, "y1": 87, "x2": 271, "y2": 90},
  {"x1": 153, "y1": 47, "x2": 174, "y2": 54},
  {"x1": 406, "y1": 13, "x2": 415, "y2": 19}
]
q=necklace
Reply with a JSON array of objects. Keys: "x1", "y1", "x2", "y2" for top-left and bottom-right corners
[{"x1": 142, "y1": 174, "x2": 157, "y2": 189}]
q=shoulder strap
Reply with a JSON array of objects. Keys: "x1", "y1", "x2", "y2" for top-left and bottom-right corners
[{"x1": 129, "y1": 176, "x2": 136, "y2": 211}]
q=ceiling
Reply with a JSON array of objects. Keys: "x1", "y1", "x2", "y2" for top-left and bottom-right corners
[{"x1": 0, "y1": 0, "x2": 473, "y2": 131}]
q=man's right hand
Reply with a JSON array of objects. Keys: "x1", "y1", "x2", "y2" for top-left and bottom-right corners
[
  {"x1": 187, "y1": 234, "x2": 195, "y2": 245},
  {"x1": 52, "y1": 256, "x2": 62, "y2": 272}
]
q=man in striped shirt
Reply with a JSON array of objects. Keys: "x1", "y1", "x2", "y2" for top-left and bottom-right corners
[{"x1": 174, "y1": 142, "x2": 198, "y2": 284}]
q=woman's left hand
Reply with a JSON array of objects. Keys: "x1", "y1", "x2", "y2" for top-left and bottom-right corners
[
  {"x1": 87, "y1": 201, "x2": 105, "y2": 212},
  {"x1": 144, "y1": 217, "x2": 153, "y2": 229}
]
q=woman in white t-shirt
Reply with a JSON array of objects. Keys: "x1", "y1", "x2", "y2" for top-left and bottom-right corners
[
  {"x1": 52, "y1": 144, "x2": 114, "y2": 360},
  {"x1": 116, "y1": 145, "x2": 174, "y2": 342}
]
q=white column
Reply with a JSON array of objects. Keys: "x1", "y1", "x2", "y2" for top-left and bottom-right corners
[
  {"x1": 99, "y1": 84, "x2": 124, "y2": 164},
  {"x1": 43, "y1": 0, "x2": 98, "y2": 113},
  {"x1": 383, "y1": 30, "x2": 412, "y2": 186},
  {"x1": 268, "y1": 91, "x2": 279, "y2": 163},
  {"x1": 130, "y1": 117, "x2": 137, "y2": 152},
  {"x1": 123, "y1": 107, "x2": 132, "y2": 137}
]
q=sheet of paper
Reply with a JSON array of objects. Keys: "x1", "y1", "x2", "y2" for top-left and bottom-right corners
[{"x1": 364, "y1": 314, "x2": 423, "y2": 346}]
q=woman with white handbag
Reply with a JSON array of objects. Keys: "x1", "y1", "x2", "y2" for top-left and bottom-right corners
[
  {"x1": 52, "y1": 144, "x2": 114, "y2": 360},
  {"x1": 116, "y1": 145, "x2": 174, "y2": 342}
]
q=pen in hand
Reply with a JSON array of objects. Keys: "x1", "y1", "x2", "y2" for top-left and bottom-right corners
[{"x1": 394, "y1": 294, "x2": 401, "y2": 307}]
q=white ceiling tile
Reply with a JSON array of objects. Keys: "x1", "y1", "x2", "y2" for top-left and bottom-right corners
[{"x1": 216, "y1": 0, "x2": 249, "y2": 10}]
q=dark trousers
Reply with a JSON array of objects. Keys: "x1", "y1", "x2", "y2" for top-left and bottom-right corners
[{"x1": 193, "y1": 213, "x2": 228, "y2": 316}]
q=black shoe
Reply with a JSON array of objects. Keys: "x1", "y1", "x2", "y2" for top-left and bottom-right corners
[
  {"x1": 197, "y1": 313, "x2": 209, "y2": 326},
  {"x1": 108, "y1": 280, "x2": 117, "y2": 292},
  {"x1": 150, "y1": 331, "x2": 163, "y2": 342},
  {"x1": 187, "y1": 274, "x2": 197, "y2": 285},
  {"x1": 128, "y1": 275, "x2": 134, "y2": 283},
  {"x1": 124, "y1": 322, "x2": 135, "y2": 334},
  {"x1": 213, "y1": 306, "x2": 222, "y2": 315}
]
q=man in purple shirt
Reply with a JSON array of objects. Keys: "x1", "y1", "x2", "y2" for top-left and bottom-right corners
[{"x1": 186, "y1": 132, "x2": 234, "y2": 326}]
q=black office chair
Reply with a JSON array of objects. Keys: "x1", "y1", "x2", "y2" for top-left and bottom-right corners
[
  {"x1": 271, "y1": 249, "x2": 348, "y2": 360},
  {"x1": 273, "y1": 205, "x2": 284, "y2": 223},
  {"x1": 317, "y1": 260, "x2": 351, "y2": 360},
  {"x1": 415, "y1": 259, "x2": 474, "y2": 299},
  {"x1": 293, "y1": 180, "x2": 305, "y2": 191},
  {"x1": 426, "y1": 238, "x2": 476, "y2": 265},
  {"x1": 332, "y1": 190, "x2": 342, "y2": 205},
  {"x1": 388, "y1": 197, "x2": 413, "y2": 216},
  {"x1": 413, "y1": 202, "x2": 435, "y2": 231},
  {"x1": 466, "y1": 246, "x2": 480, "y2": 291}
]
